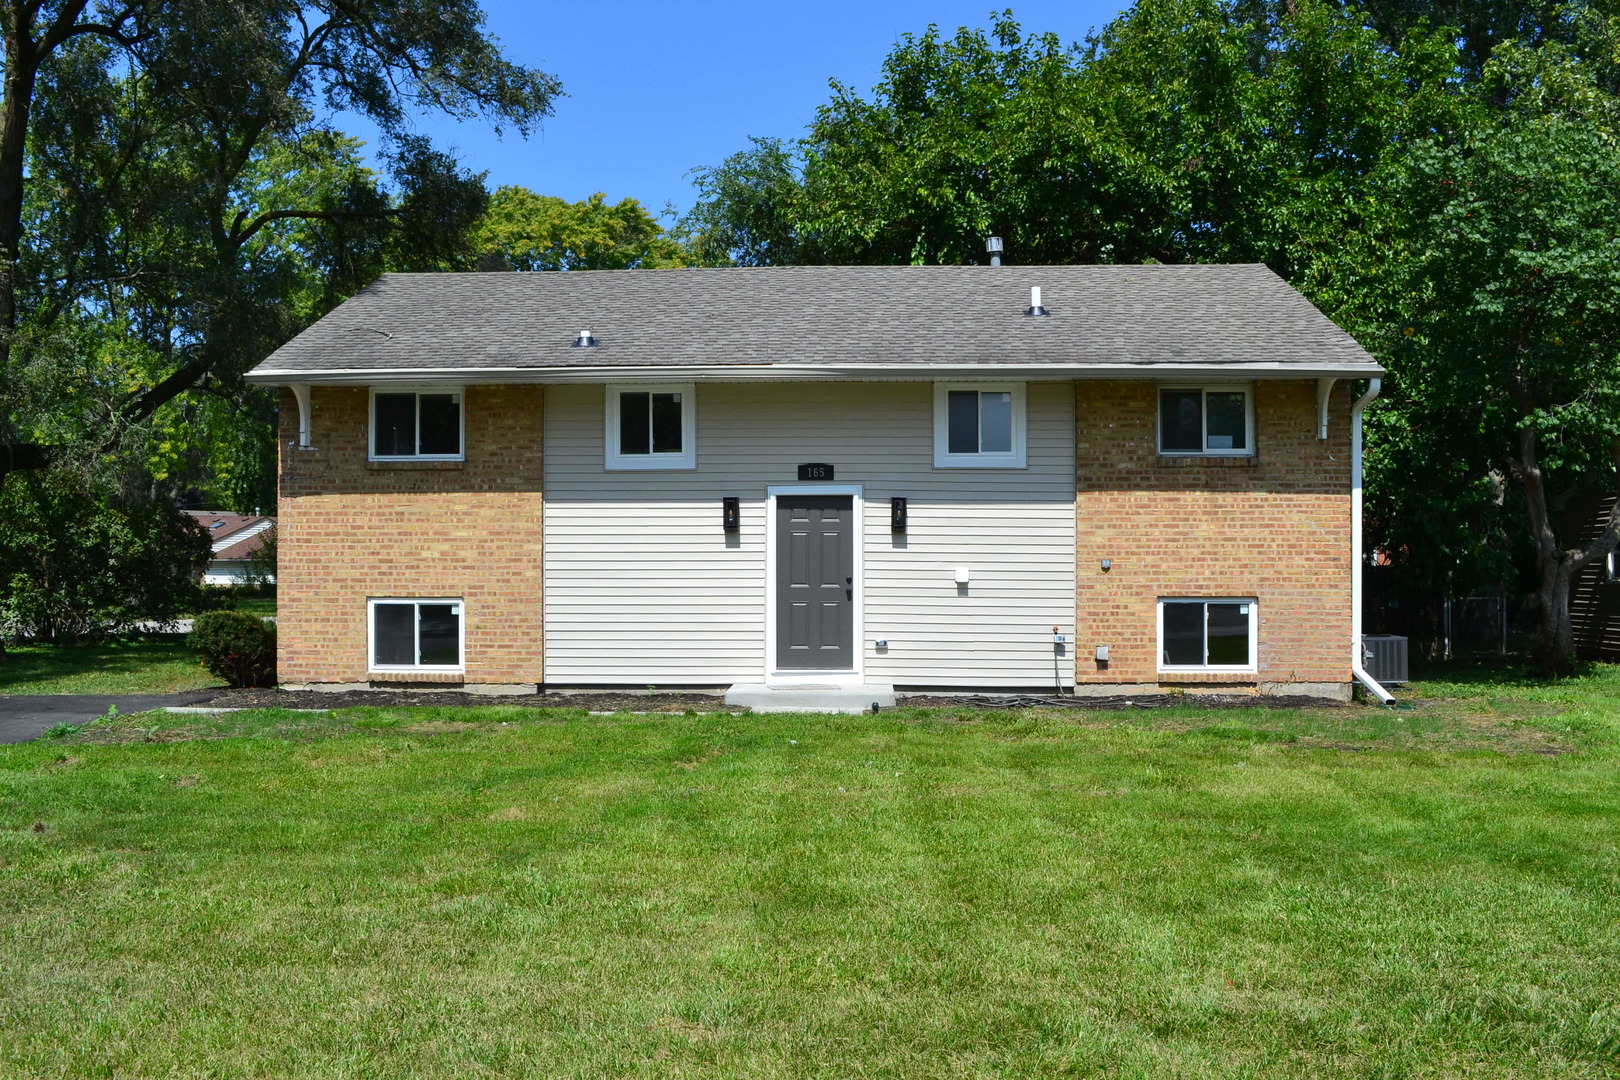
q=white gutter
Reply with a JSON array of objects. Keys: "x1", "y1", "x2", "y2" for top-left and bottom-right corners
[
  {"x1": 246, "y1": 361, "x2": 1385, "y2": 386},
  {"x1": 1351, "y1": 378, "x2": 1394, "y2": 705}
]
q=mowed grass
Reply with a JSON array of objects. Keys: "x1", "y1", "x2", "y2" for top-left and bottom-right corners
[
  {"x1": 0, "y1": 634, "x2": 221, "y2": 694},
  {"x1": 1, "y1": 673, "x2": 1619, "y2": 1077}
]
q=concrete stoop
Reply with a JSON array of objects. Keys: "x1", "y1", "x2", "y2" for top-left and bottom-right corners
[{"x1": 724, "y1": 683, "x2": 897, "y2": 714}]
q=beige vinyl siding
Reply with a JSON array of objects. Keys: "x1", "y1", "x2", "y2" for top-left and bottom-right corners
[{"x1": 543, "y1": 381, "x2": 1076, "y2": 687}]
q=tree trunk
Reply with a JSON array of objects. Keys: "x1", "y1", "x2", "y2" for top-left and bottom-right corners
[
  {"x1": 1511, "y1": 409, "x2": 1620, "y2": 675},
  {"x1": 1531, "y1": 554, "x2": 1580, "y2": 676},
  {"x1": 0, "y1": 3, "x2": 38, "y2": 339}
]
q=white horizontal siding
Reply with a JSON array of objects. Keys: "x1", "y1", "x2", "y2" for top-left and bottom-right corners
[{"x1": 543, "y1": 381, "x2": 1076, "y2": 686}]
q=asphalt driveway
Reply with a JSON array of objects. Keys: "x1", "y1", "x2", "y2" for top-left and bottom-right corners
[{"x1": 0, "y1": 693, "x2": 220, "y2": 744}]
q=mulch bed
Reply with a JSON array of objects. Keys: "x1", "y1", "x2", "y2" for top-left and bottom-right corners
[
  {"x1": 896, "y1": 694, "x2": 1352, "y2": 710},
  {"x1": 192, "y1": 688, "x2": 1351, "y2": 712},
  {"x1": 195, "y1": 688, "x2": 745, "y2": 712}
]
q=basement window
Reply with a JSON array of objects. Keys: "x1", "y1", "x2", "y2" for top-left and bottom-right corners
[
  {"x1": 605, "y1": 383, "x2": 696, "y2": 469},
  {"x1": 1159, "y1": 598, "x2": 1257, "y2": 671},
  {"x1": 1158, "y1": 386, "x2": 1254, "y2": 456},
  {"x1": 370, "y1": 389, "x2": 464, "y2": 460},
  {"x1": 933, "y1": 383, "x2": 1027, "y2": 468},
  {"x1": 369, "y1": 599, "x2": 463, "y2": 671}
]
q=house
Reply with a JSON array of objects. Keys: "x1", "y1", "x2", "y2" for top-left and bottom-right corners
[
  {"x1": 245, "y1": 264, "x2": 1389, "y2": 703},
  {"x1": 184, "y1": 511, "x2": 275, "y2": 586}
]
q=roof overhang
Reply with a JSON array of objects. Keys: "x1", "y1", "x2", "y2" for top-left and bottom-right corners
[{"x1": 247, "y1": 361, "x2": 1385, "y2": 386}]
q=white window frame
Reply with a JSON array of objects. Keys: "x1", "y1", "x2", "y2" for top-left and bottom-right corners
[
  {"x1": 1157, "y1": 384, "x2": 1256, "y2": 457},
  {"x1": 604, "y1": 382, "x2": 697, "y2": 470},
  {"x1": 933, "y1": 382, "x2": 1027, "y2": 468},
  {"x1": 1157, "y1": 597, "x2": 1259, "y2": 673},
  {"x1": 368, "y1": 386, "x2": 465, "y2": 462},
  {"x1": 367, "y1": 598, "x2": 466, "y2": 673}
]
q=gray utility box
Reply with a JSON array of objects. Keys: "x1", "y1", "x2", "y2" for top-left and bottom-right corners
[{"x1": 1361, "y1": 635, "x2": 1409, "y2": 685}]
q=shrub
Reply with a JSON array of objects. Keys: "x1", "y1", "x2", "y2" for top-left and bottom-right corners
[
  {"x1": 190, "y1": 611, "x2": 276, "y2": 687},
  {"x1": 0, "y1": 468, "x2": 211, "y2": 642}
]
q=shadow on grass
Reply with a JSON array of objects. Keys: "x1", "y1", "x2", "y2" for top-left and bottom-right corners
[
  {"x1": 1408, "y1": 656, "x2": 1616, "y2": 691},
  {"x1": 0, "y1": 634, "x2": 223, "y2": 695}
]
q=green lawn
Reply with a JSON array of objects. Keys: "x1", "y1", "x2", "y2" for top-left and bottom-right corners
[
  {"x1": 217, "y1": 595, "x2": 276, "y2": 618},
  {"x1": 1, "y1": 671, "x2": 1618, "y2": 1077},
  {"x1": 0, "y1": 635, "x2": 222, "y2": 694}
]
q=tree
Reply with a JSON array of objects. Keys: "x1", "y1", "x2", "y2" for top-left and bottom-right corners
[
  {"x1": 0, "y1": 465, "x2": 211, "y2": 641},
  {"x1": 679, "y1": 138, "x2": 805, "y2": 267},
  {"x1": 0, "y1": 0, "x2": 561, "y2": 488},
  {"x1": 681, "y1": 3, "x2": 1463, "y2": 272},
  {"x1": 1372, "y1": 46, "x2": 1620, "y2": 671},
  {"x1": 472, "y1": 187, "x2": 686, "y2": 271}
]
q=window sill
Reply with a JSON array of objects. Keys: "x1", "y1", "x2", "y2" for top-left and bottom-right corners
[
  {"x1": 368, "y1": 671, "x2": 465, "y2": 684},
  {"x1": 1158, "y1": 670, "x2": 1258, "y2": 684},
  {"x1": 1156, "y1": 455, "x2": 1258, "y2": 468},
  {"x1": 367, "y1": 459, "x2": 466, "y2": 471}
]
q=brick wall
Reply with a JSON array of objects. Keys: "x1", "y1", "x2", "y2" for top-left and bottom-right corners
[
  {"x1": 1074, "y1": 380, "x2": 1353, "y2": 689},
  {"x1": 277, "y1": 385, "x2": 544, "y2": 686}
]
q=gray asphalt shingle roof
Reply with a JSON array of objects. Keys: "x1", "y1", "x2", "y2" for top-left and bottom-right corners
[{"x1": 247, "y1": 264, "x2": 1382, "y2": 380}]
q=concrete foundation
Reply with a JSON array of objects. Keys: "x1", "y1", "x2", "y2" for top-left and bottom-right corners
[{"x1": 725, "y1": 683, "x2": 897, "y2": 714}]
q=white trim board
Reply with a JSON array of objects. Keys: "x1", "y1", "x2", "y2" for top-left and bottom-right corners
[
  {"x1": 251, "y1": 362, "x2": 1385, "y2": 385},
  {"x1": 764, "y1": 484, "x2": 864, "y2": 687}
]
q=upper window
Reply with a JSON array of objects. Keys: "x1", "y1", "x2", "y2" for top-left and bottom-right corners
[
  {"x1": 1159, "y1": 598, "x2": 1257, "y2": 671},
  {"x1": 369, "y1": 598, "x2": 463, "y2": 671},
  {"x1": 605, "y1": 383, "x2": 696, "y2": 469},
  {"x1": 1158, "y1": 386, "x2": 1253, "y2": 456},
  {"x1": 371, "y1": 389, "x2": 463, "y2": 461},
  {"x1": 933, "y1": 383, "x2": 1027, "y2": 468}
]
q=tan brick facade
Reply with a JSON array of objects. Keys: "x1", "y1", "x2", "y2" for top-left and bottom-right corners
[
  {"x1": 1074, "y1": 380, "x2": 1353, "y2": 692},
  {"x1": 276, "y1": 385, "x2": 544, "y2": 687}
]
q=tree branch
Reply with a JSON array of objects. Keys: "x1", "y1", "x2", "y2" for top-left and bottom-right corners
[
  {"x1": 231, "y1": 205, "x2": 399, "y2": 246},
  {"x1": 1567, "y1": 436, "x2": 1620, "y2": 569},
  {"x1": 38, "y1": 0, "x2": 142, "y2": 54}
]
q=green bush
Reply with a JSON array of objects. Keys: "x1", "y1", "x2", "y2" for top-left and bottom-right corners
[
  {"x1": 190, "y1": 611, "x2": 276, "y2": 688},
  {"x1": 0, "y1": 468, "x2": 211, "y2": 642}
]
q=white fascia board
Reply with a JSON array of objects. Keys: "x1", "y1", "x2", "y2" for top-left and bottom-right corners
[{"x1": 246, "y1": 360, "x2": 1385, "y2": 386}]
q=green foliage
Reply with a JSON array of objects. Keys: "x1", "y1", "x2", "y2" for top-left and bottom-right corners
[
  {"x1": 189, "y1": 611, "x2": 276, "y2": 688},
  {"x1": 0, "y1": 468, "x2": 210, "y2": 643},
  {"x1": 472, "y1": 187, "x2": 686, "y2": 271},
  {"x1": 679, "y1": 138, "x2": 806, "y2": 266},
  {"x1": 680, "y1": 3, "x2": 1465, "y2": 271},
  {"x1": 1, "y1": 0, "x2": 560, "y2": 494}
]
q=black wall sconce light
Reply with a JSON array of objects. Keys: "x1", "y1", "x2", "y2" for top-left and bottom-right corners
[
  {"x1": 722, "y1": 496, "x2": 740, "y2": 532},
  {"x1": 890, "y1": 496, "x2": 907, "y2": 533}
]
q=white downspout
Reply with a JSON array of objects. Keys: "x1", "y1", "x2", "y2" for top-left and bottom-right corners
[{"x1": 1351, "y1": 378, "x2": 1394, "y2": 704}]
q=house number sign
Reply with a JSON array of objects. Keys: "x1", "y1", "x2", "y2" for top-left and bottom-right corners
[{"x1": 797, "y1": 463, "x2": 834, "y2": 481}]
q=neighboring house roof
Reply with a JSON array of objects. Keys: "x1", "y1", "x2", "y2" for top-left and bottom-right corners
[
  {"x1": 246, "y1": 264, "x2": 1384, "y2": 384},
  {"x1": 184, "y1": 512, "x2": 274, "y2": 559}
]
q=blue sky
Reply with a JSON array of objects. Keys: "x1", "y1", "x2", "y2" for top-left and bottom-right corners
[{"x1": 338, "y1": 1, "x2": 1130, "y2": 220}]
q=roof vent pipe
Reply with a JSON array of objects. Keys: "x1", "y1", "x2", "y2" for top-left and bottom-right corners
[
  {"x1": 985, "y1": 236, "x2": 1003, "y2": 267},
  {"x1": 1026, "y1": 286, "x2": 1048, "y2": 317},
  {"x1": 572, "y1": 329, "x2": 598, "y2": 348}
]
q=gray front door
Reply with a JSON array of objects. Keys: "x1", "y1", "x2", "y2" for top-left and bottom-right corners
[{"x1": 776, "y1": 495, "x2": 854, "y2": 670}]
